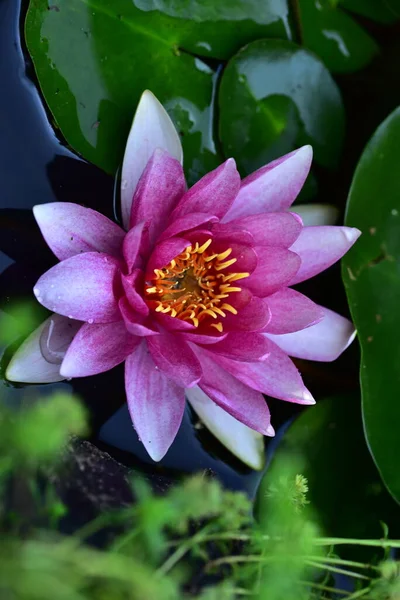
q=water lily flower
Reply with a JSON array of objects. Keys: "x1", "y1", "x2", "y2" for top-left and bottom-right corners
[{"x1": 6, "y1": 91, "x2": 360, "y2": 469}]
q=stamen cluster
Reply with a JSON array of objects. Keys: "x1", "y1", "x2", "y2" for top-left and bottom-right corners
[{"x1": 145, "y1": 239, "x2": 249, "y2": 332}]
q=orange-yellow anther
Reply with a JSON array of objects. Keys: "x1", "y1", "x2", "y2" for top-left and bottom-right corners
[{"x1": 144, "y1": 238, "x2": 249, "y2": 330}]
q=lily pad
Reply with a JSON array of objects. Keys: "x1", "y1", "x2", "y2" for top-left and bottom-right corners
[
  {"x1": 260, "y1": 396, "x2": 399, "y2": 541},
  {"x1": 218, "y1": 39, "x2": 345, "y2": 176},
  {"x1": 342, "y1": 107, "x2": 400, "y2": 504},
  {"x1": 297, "y1": 0, "x2": 379, "y2": 73},
  {"x1": 25, "y1": 0, "x2": 290, "y2": 182}
]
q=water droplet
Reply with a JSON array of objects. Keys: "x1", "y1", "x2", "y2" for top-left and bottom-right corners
[
  {"x1": 51, "y1": 284, "x2": 55, "y2": 289},
  {"x1": 121, "y1": 179, "x2": 128, "y2": 190},
  {"x1": 57, "y1": 295, "x2": 61, "y2": 300},
  {"x1": 88, "y1": 318, "x2": 94, "y2": 324},
  {"x1": 33, "y1": 287, "x2": 40, "y2": 297},
  {"x1": 68, "y1": 315, "x2": 73, "y2": 320},
  {"x1": 391, "y1": 209, "x2": 399, "y2": 216}
]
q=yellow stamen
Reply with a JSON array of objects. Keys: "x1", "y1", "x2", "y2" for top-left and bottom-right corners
[{"x1": 144, "y1": 238, "x2": 249, "y2": 330}]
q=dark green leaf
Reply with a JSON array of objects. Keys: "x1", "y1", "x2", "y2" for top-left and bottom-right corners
[
  {"x1": 298, "y1": 0, "x2": 379, "y2": 73},
  {"x1": 261, "y1": 396, "x2": 399, "y2": 542},
  {"x1": 25, "y1": 0, "x2": 290, "y2": 181},
  {"x1": 218, "y1": 39, "x2": 345, "y2": 176},
  {"x1": 342, "y1": 107, "x2": 400, "y2": 504},
  {"x1": 340, "y1": 0, "x2": 399, "y2": 24}
]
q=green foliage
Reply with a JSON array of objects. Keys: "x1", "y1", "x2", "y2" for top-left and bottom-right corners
[
  {"x1": 343, "y1": 108, "x2": 400, "y2": 505},
  {"x1": 1, "y1": 390, "x2": 400, "y2": 598}
]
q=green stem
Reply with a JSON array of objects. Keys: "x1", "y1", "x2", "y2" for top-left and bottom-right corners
[
  {"x1": 306, "y1": 555, "x2": 379, "y2": 571},
  {"x1": 299, "y1": 580, "x2": 352, "y2": 596},
  {"x1": 316, "y1": 537, "x2": 400, "y2": 548},
  {"x1": 157, "y1": 525, "x2": 211, "y2": 576},
  {"x1": 305, "y1": 560, "x2": 371, "y2": 580}
]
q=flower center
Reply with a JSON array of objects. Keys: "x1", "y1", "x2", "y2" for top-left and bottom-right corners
[{"x1": 145, "y1": 239, "x2": 249, "y2": 332}]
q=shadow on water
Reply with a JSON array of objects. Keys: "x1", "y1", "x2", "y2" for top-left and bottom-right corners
[{"x1": 0, "y1": 0, "x2": 297, "y2": 496}]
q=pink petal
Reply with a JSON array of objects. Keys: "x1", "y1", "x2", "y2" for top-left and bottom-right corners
[
  {"x1": 289, "y1": 226, "x2": 361, "y2": 284},
  {"x1": 6, "y1": 314, "x2": 81, "y2": 383},
  {"x1": 121, "y1": 90, "x2": 183, "y2": 230},
  {"x1": 263, "y1": 288, "x2": 324, "y2": 334},
  {"x1": 205, "y1": 332, "x2": 270, "y2": 361},
  {"x1": 222, "y1": 292, "x2": 271, "y2": 333},
  {"x1": 122, "y1": 222, "x2": 150, "y2": 273},
  {"x1": 147, "y1": 333, "x2": 202, "y2": 387},
  {"x1": 216, "y1": 212, "x2": 302, "y2": 247},
  {"x1": 119, "y1": 297, "x2": 158, "y2": 336},
  {"x1": 194, "y1": 347, "x2": 272, "y2": 434},
  {"x1": 158, "y1": 213, "x2": 218, "y2": 242},
  {"x1": 129, "y1": 149, "x2": 186, "y2": 240},
  {"x1": 171, "y1": 159, "x2": 240, "y2": 221},
  {"x1": 121, "y1": 270, "x2": 149, "y2": 316},
  {"x1": 60, "y1": 321, "x2": 140, "y2": 378},
  {"x1": 211, "y1": 343, "x2": 315, "y2": 405},
  {"x1": 244, "y1": 248, "x2": 301, "y2": 297},
  {"x1": 154, "y1": 312, "x2": 196, "y2": 332},
  {"x1": 125, "y1": 342, "x2": 185, "y2": 461},
  {"x1": 186, "y1": 387, "x2": 267, "y2": 470},
  {"x1": 33, "y1": 203, "x2": 125, "y2": 261},
  {"x1": 266, "y1": 307, "x2": 356, "y2": 362},
  {"x1": 223, "y1": 146, "x2": 313, "y2": 221},
  {"x1": 180, "y1": 331, "x2": 227, "y2": 345},
  {"x1": 145, "y1": 237, "x2": 190, "y2": 277},
  {"x1": 33, "y1": 253, "x2": 121, "y2": 323}
]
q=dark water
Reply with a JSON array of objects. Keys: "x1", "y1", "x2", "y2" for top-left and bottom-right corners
[{"x1": 0, "y1": 0, "x2": 304, "y2": 496}]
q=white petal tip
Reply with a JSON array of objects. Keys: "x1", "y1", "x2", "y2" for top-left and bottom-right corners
[
  {"x1": 302, "y1": 392, "x2": 316, "y2": 405},
  {"x1": 344, "y1": 227, "x2": 362, "y2": 244},
  {"x1": 266, "y1": 424, "x2": 275, "y2": 436}
]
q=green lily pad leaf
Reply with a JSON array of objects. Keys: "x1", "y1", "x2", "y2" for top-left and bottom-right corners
[
  {"x1": 340, "y1": 0, "x2": 399, "y2": 24},
  {"x1": 218, "y1": 39, "x2": 345, "y2": 176},
  {"x1": 261, "y1": 396, "x2": 399, "y2": 541},
  {"x1": 298, "y1": 0, "x2": 379, "y2": 73},
  {"x1": 25, "y1": 0, "x2": 291, "y2": 181},
  {"x1": 342, "y1": 107, "x2": 400, "y2": 504}
]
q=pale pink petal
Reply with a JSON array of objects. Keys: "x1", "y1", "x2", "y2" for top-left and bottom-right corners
[
  {"x1": 210, "y1": 343, "x2": 315, "y2": 405},
  {"x1": 187, "y1": 387, "x2": 267, "y2": 470},
  {"x1": 171, "y1": 159, "x2": 240, "y2": 221},
  {"x1": 121, "y1": 270, "x2": 149, "y2": 316},
  {"x1": 193, "y1": 347, "x2": 272, "y2": 434},
  {"x1": 60, "y1": 321, "x2": 140, "y2": 377},
  {"x1": 223, "y1": 146, "x2": 313, "y2": 221},
  {"x1": 125, "y1": 342, "x2": 185, "y2": 461},
  {"x1": 205, "y1": 332, "x2": 270, "y2": 361},
  {"x1": 121, "y1": 90, "x2": 183, "y2": 230},
  {"x1": 33, "y1": 203, "x2": 125, "y2": 261},
  {"x1": 33, "y1": 253, "x2": 121, "y2": 323},
  {"x1": 159, "y1": 213, "x2": 218, "y2": 242},
  {"x1": 129, "y1": 149, "x2": 186, "y2": 240},
  {"x1": 289, "y1": 226, "x2": 361, "y2": 284},
  {"x1": 147, "y1": 333, "x2": 202, "y2": 387},
  {"x1": 119, "y1": 297, "x2": 159, "y2": 336},
  {"x1": 244, "y1": 248, "x2": 301, "y2": 297},
  {"x1": 266, "y1": 307, "x2": 356, "y2": 362},
  {"x1": 292, "y1": 204, "x2": 338, "y2": 226},
  {"x1": 145, "y1": 237, "x2": 190, "y2": 277},
  {"x1": 122, "y1": 222, "x2": 150, "y2": 273},
  {"x1": 216, "y1": 212, "x2": 302, "y2": 247},
  {"x1": 263, "y1": 288, "x2": 324, "y2": 334},
  {"x1": 6, "y1": 314, "x2": 80, "y2": 383}
]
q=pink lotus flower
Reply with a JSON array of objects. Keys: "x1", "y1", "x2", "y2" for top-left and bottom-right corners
[{"x1": 6, "y1": 91, "x2": 360, "y2": 469}]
